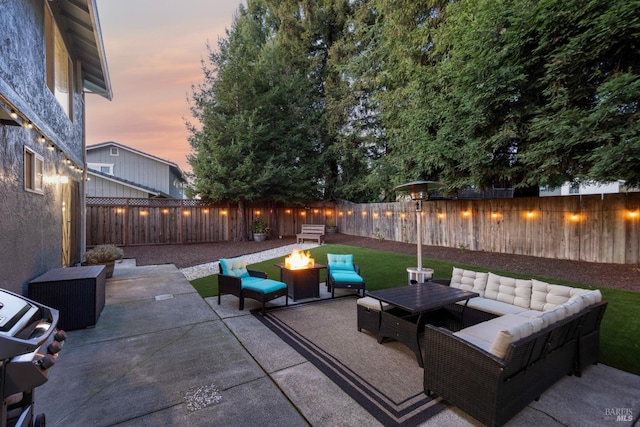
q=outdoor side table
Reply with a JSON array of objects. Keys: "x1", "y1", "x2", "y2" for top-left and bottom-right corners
[{"x1": 28, "y1": 265, "x2": 106, "y2": 331}]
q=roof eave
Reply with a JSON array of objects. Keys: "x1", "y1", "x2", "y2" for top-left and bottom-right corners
[
  {"x1": 86, "y1": 0, "x2": 112, "y2": 100},
  {"x1": 59, "y1": 0, "x2": 112, "y2": 100}
]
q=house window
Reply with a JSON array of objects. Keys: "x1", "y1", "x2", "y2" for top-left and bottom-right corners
[
  {"x1": 569, "y1": 184, "x2": 580, "y2": 194},
  {"x1": 25, "y1": 147, "x2": 44, "y2": 194},
  {"x1": 45, "y1": 5, "x2": 73, "y2": 118},
  {"x1": 110, "y1": 147, "x2": 119, "y2": 156},
  {"x1": 88, "y1": 162, "x2": 114, "y2": 175}
]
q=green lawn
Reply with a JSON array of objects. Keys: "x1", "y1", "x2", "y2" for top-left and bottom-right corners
[{"x1": 191, "y1": 244, "x2": 640, "y2": 376}]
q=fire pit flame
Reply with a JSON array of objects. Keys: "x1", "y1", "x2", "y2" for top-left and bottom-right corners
[{"x1": 284, "y1": 249, "x2": 314, "y2": 270}]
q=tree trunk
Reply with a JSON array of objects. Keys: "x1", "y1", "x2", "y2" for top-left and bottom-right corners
[{"x1": 238, "y1": 199, "x2": 248, "y2": 241}]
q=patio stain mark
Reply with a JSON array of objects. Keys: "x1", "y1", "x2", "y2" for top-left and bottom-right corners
[
  {"x1": 184, "y1": 383, "x2": 223, "y2": 412},
  {"x1": 155, "y1": 294, "x2": 174, "y2": 301}
]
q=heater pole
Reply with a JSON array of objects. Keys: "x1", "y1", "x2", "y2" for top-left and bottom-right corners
[
  {"x1": 416, "y1": 200, "x2": 422, "y2": 272},
  {"x1": 394, "y1": 181, "x2": 442, "y2": 284}
]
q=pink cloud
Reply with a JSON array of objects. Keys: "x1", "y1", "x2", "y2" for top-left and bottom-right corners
[{"x1": 87, "y1": 0, "x2": 244, "y2": 172}]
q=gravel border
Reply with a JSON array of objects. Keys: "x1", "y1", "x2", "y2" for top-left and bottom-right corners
[{"x1": 180, "y1": 243, "x2": 318, "y2": 280}]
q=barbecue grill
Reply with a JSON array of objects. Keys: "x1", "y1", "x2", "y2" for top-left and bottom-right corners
[{"x1": 0, "y1": 289, "x2": 66, "y2": 427}]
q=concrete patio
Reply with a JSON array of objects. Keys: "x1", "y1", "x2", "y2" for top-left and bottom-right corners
[{"x1": 34, "y1": 258, "x2": 640, "y2": 426}]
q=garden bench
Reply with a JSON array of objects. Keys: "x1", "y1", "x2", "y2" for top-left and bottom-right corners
[{"x1": 296, "y1": 224, "x2": 325, "y2": 244}]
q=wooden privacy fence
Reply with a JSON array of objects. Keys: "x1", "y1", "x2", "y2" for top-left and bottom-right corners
[
  {"x1": 85, "y1": 198, "x2": 335, "y2": 246},
  {"x1": 335, "y1": 193, "x2": 639, "y2": 264},
  {"x1": 86, "y1": 193, "x2": 640, "y2": 264}
]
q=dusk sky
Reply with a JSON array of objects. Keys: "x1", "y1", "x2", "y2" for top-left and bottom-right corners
[{"x1": 86, "y1": 0, "x2": 245, "y2": 173}]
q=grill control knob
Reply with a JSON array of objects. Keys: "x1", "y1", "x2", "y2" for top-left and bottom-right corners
[
  {"x1": 55, "y1": 330, "x2": 67, "y2": 342},
  {"x1": 48, "y1": 340, "x2": 63, "y2": 355},
  {"x1": 38, "y1": 354, "x2": 56, "y2": 370}
]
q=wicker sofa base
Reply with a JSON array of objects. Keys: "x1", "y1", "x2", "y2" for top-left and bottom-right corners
[{"x1": 423, "y1": 301, "x2": 608, "y2": 427}]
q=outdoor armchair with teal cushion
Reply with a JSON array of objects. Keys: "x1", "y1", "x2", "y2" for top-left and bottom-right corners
[
  {"x1": 217, "y1": 257, "x2": 288, "y2": 315},
  {"x1": 326, "y1": 253, "x2": 365, "y2": 298}
]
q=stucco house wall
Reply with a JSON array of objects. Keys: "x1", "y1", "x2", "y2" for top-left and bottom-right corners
[{"x1": 0, "y1": 0, "x2": 110, "y2": 295}]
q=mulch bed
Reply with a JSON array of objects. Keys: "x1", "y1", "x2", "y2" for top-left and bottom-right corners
[{"x1": 122, "y1": 233, "x2": 639, "y2": 292}]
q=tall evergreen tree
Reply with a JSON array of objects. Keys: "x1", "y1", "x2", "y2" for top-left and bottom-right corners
[
  {"x1": 187, "y1": 5, "x2": 321, "y2": 239},
  {"x1": 188, "y1": 0, "x2": 639, "y2": 209}
]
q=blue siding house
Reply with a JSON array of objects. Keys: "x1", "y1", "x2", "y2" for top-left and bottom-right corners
[{"x1": 86, "y1": 141, "x2": 186, "y2": 199}]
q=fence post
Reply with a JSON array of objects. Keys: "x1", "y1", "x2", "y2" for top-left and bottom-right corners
[
  {"x1": 125, "y1": 198, "x2": 130, "y2": 247},
  {"x1": 180, "y1": 199, "x2": 184, "y2": 245}
]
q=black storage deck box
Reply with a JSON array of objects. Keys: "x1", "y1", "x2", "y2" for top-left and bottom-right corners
[{"x1": 28, "y1": 266, "x2": 106, "y2": 330}]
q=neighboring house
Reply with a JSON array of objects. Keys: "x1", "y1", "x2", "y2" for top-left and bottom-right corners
[
  {"x1": 86, "y1": 141, "x2": 186, "y2": 198},
  {"x1": 540, "y1": 180, "x2": 632, "y2": 197},
  {"x1": 0, "y1": 0, "x2": 111, "y2": 295}
]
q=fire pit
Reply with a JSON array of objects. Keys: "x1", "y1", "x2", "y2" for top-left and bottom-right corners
[
  {"x1": 284, "y1": 249, "x2": 315, "y2": 270},
  {"x1": 276, "y1": 249, "x2": 326, "y2": 301}
]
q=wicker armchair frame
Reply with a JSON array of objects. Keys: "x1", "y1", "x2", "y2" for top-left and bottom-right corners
[{"x1": 217, "y1": 266, "x2": 288, "y2": 315}]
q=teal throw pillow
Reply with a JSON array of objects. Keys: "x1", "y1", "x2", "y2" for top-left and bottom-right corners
[
  {"x1": 220, "y1": 257, "x2": 250, "y2": 278},
  {"x1": 327, "y1": 254, "x2": 355, "y2": 271}
]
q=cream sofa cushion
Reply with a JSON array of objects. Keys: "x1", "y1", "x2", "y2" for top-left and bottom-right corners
[
  {"x1": 485, "y1": 273, "x2": 532, "y2": 308},
  {"x1": 518, "y1": 305, "x2": 568, "y2": 328},
  {"x1": 562, "y1": 295, "x2": 584, "y2": 316},
  {"x1": 542, "y1": 305, "x2": 568, "y2": 325},
  {"x1": 488, "y1": 315, "x2": 545, "y2": 359},
  {"x1": 455, "y1": 314, "x2": 544, "y2": 359},
  {"x1": 357, "y1": 296, "x2": 391, "y2": 311},
  {"x1": 464, "y1": 297, "x2": 529, "y2": 316},
  {"x1": 450, "y1": 267, "x2": 488, "y2": 296},
  {"x1": 453, "y1": 314, "x2": 524, "y2": 353},
  {"x1": 530, "y1": 279, "x2": 585, "y2": 311},
  {"x1": 576, "y1": 289, "x2": 602, "y2": 307}
]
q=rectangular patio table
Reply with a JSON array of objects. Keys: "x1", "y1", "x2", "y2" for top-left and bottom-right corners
[{"x1": 367, "y1": 282, "x2": 478, "y2": 367}]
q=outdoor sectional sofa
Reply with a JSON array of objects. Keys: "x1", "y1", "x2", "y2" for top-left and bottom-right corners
[{"x1": 423, "y1": 267, "x2": 608, "y2": 427}]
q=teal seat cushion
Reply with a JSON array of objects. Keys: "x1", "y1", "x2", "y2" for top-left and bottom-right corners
[
  {"x1": 242, "y1": 278, "x2": 287, "y2": 293},
  {"x1": 331, "y1": 271, "x2": 364, "y2": 283},
  {"x1": 220, "y1": 257, "x2": 250, "y2": 278},
  {"x1": 327, "y1": 254, "x2": 355, "y2": 271}
]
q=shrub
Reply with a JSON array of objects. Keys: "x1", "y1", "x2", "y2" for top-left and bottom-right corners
[
  {"x1": 251, "y1": 217, "x2": 269, "y2": 234},
  {"x1": 84, "y1": 244, "x2": 124, "y2": 264}
]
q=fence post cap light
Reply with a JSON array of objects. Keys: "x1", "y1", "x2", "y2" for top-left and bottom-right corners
[{"x1": 394, "y1": 180, "x2": 443, "y2": 201}]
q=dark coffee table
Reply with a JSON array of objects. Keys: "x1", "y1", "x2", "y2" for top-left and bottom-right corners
[{"x1": 367, "y1": 283, "x2": 478, "y2": 367}]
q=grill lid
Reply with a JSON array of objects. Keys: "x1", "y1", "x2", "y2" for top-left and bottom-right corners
[{"x1": 0, "y1": 290, "x2": 36, "y2": 333}]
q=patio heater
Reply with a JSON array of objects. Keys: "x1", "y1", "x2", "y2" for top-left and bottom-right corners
[{"x1": 394, "y1": 180, "x2": 443, "y2": 284}]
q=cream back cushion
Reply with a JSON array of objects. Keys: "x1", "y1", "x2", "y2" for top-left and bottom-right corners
[
  {"x1": 540, "y1": 305, "x2": 568, "y2": 327},
  {"x1": 489, "y1": 316, "x2": 544, "y2": 359},
  {"x1": 485, "y1": 273, "x2": 532, "y2": 308},
  {"x1": 531, "y1": 279, "x2": 574, "y2": 311},
  {"x1": 566, "y1": 295, "x2": 584, "y2": 315},
  {"x1": 517, "y1": 305, "x2": 568, "y2": 328},
  {"x1": 450, "y1": 267, "x2": 488, "y2": 297},
  {"x1": 580, "y1": 290, "x2": 602, "y2": 306}
]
